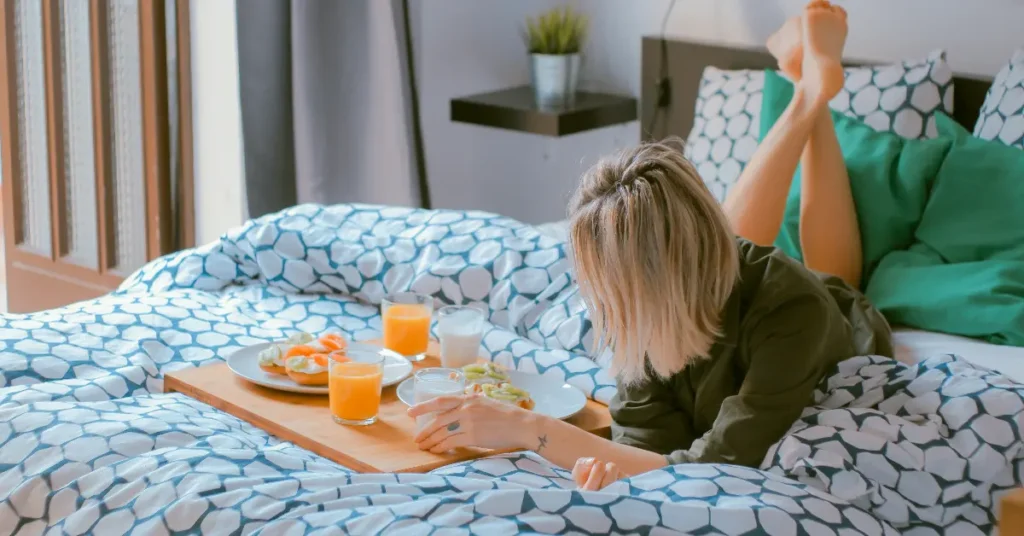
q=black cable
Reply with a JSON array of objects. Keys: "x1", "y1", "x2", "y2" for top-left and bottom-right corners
[
  {"x1": 646, "y1": 0, "x2": 678, "y2": 140},
  {"x1": 400, "y1": 0, "x2": 432, "y2": 209}
]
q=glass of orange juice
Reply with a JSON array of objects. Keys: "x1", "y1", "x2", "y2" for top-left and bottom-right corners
[
  {"x1": 328, "y1": 349, "x2": 384, "y2": 426},
  {"x1": 382, "y1": 293, "x2": 433, "y2": 362}
]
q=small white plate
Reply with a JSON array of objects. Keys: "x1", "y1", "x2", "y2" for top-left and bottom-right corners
[
  {"x1": 227, "y1": 342, "x2": 413, "y2": 395},
  {"x1": 396, "y1": 368, "x2": 587, "y2": 420}
]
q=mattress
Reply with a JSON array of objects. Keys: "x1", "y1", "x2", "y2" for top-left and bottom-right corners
[{"x1": 894, "y1": 328, "x2": 1024, "y2": 381}]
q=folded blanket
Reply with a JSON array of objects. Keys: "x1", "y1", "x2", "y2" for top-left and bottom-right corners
[{"x1": 0, "y1": 204, "x2": 1020, "y2": 534}]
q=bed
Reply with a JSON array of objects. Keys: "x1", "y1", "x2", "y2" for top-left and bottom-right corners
[{"x1": 2, "y1": 39, "x2": 1023, "y2": 535}]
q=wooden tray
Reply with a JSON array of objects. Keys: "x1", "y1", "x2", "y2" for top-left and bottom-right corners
[{"x1": 164, "y1": 341, "x2": 612, "y2": 473}]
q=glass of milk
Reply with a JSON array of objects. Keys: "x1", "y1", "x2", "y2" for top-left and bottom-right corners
[
  {"x1": 436, "y1": 306, "x2": 485, "y2": 369},
  {"x1": 413, "y1": 368, "x2": 466, "y2": 433}
]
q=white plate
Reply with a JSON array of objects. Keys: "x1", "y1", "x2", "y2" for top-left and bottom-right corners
[
  {"x1": 227, "y1": 342, "x2": 413, "y2": 395},
  {"x1": 396, "y1": 369, "x2": 587, "y2": 420}
]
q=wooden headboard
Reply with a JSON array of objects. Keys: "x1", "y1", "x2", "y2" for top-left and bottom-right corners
[{"x1": 640, "y1": 37, "x2": 994, "y2": 141}]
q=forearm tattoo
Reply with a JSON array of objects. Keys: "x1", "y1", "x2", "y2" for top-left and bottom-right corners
[{"x1": 536, "y1": 434, "x2": 548, "y2": 452}]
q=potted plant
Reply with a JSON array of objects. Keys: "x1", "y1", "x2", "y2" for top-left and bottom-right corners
[{"x1": 524, "y1": 5, "x2": 589, "y2": 109}]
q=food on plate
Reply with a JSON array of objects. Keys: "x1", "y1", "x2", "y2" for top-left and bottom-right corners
[
  {"x1": 459, "y1": 362, "x2": 535, "y2": 411},
  {"x1": 479, "y1": 383, "x2": 535, "y2": 411},
  {"x1": 259, "y1": 331, "x2": 349, "y2": 380},
  {"x1": 287, "y1": 332, "x2": 316, "y2": 345},
  {"x1": 286, "y1": 344, "x2": 317, "y2": 359},
  {"x1": 461, "y1": 362, "x2": 510, "y2": 392},
  {"x1": 286, "y1": 352, "x2": 342, "y2": 386},
  {"x1": 258, "y1": 344, "x2": 288, "y2": 375},
  {"x1": 259, "y1": 332, "x2": 317, "y2": 374},
  {"x1": 318, "y1": 333, "x2": 348, "y2": 352}
]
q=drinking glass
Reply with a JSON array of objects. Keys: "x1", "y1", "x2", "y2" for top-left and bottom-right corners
[
  {"x1": 437, "y1": 305, "x2": 485, "y2": 369},
  {"x1": 328, "y1": 349, "x2": 384, "y2": 426},
  {"x1": 413, "y1": 368, "x2": 466, "y2": 433},
  {"x1": 382, "y1": 293, "x2": 433, "y2": 362}
]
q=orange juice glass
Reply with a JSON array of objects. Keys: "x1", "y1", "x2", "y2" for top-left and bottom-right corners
[
  {"x1": 328, "y1": 350, "x2": 384, "y2": 425},
  {"x1": 382, "y1": 293, "x2": 433, "y2": 362}
]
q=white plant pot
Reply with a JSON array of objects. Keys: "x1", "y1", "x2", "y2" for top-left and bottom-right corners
[{"x1": 530, "y1": 53, "x2": 581, "y2": 109}]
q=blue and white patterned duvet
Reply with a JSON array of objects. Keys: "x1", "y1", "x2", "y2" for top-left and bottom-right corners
[{"x1": 0, "y1": 204, "x2": 1021, "y2": 535}]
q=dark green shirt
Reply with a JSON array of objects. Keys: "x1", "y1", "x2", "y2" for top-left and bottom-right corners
[{"x1": 609, "y1": 239, "x2": 893, "y2": 468}]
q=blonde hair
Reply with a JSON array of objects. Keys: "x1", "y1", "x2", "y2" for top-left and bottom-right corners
[{"x1": 568, "y1": 138, "x2": 740, "y2": 384}]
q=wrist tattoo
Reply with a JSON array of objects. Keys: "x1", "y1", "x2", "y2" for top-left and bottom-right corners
[
  {"x1": 536, "y1": 434, "x2": 548, "y2": 452},
  {"x1": 447, "y1": 421, "x2": 460, "y2": 432}
]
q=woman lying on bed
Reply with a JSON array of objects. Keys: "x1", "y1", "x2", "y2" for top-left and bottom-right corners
[{"x1": 409, "y1": 0, "x2": 894, "y2": 490}]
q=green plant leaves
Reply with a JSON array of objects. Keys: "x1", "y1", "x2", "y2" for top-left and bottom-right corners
[{"x1": 523, "y1": 5, "x2": 588, "y2": 55}]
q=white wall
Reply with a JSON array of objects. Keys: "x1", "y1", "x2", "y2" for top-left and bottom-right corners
[
  {"x1": 194, "y1": 0, "x2": 1024, "y2": 233},
  {"x1": 417, "y1": 0, "x2": 1024, "y2": 225},
  {"x1": 662, "y1": 0, "x2": 1024, "y2": 77},
  {"x1": 191, "y1": 0, "x2": 246, "y2": 246},
  {"x1": 413, "y1": 0, "x2": 664, "y2": 225}
]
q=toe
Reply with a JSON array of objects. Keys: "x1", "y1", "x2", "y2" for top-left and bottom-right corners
[{"x1": 807, "y1": 0, "x2": 830, "y2": 12}]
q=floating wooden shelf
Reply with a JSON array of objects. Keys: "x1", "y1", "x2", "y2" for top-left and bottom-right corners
[{"x1": 450, "y1": 86, "x2": 638, "y2": 137}]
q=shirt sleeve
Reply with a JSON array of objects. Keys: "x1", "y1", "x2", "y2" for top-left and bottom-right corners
[
  {"x1": 609, "y1": 368, "x2": 697, "y2": 459},
  {"x1": 665, "y1": 292, "x2": 854, "y2": 468}
]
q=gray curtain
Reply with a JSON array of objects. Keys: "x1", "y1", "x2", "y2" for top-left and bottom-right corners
[{"x1": 236, "y1": 0, "x2": 425, "y2": 219}]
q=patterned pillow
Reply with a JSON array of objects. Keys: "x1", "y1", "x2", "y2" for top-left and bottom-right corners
[
  {"x1": 685, "y1": 50, "x2": 954, "y2": 202},
  {"x1": 684, "y1": 69, "x2": 763, "y2": 202},
  {"x1": 974, "y1": 49, "x2": 1024, "y2": 150}
]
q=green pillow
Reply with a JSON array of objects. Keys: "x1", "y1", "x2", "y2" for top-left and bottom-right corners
[
  {"x1": 759, "y1": 70, "x2": 953, "y2": 284},
  {"x1": 915, "y1": 114, "x2": 1024, "y2": 263},
  {"x1": 866, "y1": 244, "x2": 1024, "y2": 346},
  {"x1": 865, "y1": 109, "x2": 1024, "y2": 345}
]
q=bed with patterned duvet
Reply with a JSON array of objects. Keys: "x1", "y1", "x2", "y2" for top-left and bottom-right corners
[{"x1": 1, "y1": 203, "x2": 1021, "y2": 535}]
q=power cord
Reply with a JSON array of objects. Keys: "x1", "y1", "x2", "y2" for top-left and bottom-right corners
[
  {"x1": 646, "y1": 0, "x2": 678, "y2": 141},
  {"x1": 401, "y1": 0, "x2": 432, "y2": 209}
]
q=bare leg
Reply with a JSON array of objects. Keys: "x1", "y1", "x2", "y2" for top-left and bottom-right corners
[
  {"x1": 721, "y1": 87, "x2": 822, "y2": 246},
  {"x1": 724, "y1": 1, "x2": 856, "y2": 284},
  {"x1": 797, "y1": 5, "x2": 861, "y2": 287},
  {"x1": 800, "y1": 105, "x2": 861, "y2": 286},
  {"x1": 723, "y1": 4, "x2": 842, "y2": 246}
]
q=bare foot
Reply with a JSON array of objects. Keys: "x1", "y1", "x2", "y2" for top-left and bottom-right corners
[
  {"x1": 766, "y1": 16, "x2": 803, "y2": 81},
  {"x1": 800, "y1": 0, "x2": 847, "y2": 104}
]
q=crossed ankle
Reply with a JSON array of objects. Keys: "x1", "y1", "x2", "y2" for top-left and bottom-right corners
[{"x1": 791, "y1": 83, "x2": 833, "y2": 117}]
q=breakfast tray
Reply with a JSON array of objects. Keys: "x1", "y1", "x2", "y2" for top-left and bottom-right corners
[{"x1": 164, "y1": 342, "x2": 612, "y2": 473}]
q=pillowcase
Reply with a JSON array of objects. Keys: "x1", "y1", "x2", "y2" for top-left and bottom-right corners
[
  {"x1": 866, "y1": 114, "x2": 1024, "y2": 345},
  {"x1": 685, "y1": 51, "x2": 954, "y2": 202},
  {"x1": 684, "y1": 69, "x2": 763, "y2": 202},
  {"x1": 973, "y1": 48, "x2": 1024, "y2": 150},
  {"x1": 760, "y1": 70, "x2": 953, "y2": 284},
  {"x1": 917, "y1": 113, "x2": 1024, "y2": 263}
]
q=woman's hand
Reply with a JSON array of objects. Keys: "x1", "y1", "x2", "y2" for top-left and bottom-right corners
[
  {"x1": 572, "y1": 457, "x2": 622, "y2": 491},
  {"x1": 408, "y1": 393, "x2": 535, "y2": 453}
]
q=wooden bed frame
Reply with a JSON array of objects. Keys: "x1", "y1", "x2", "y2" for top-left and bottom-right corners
[{"x1": 637, "y1": 36, "x2": 1024, "y2": 533}]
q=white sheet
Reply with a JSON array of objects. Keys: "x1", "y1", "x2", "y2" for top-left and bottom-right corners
[
  {"x1": 894, "y1": 328, "x2": 1024, "y2": 382},
  {"x1": 537, "y1": 219, "x2": 1024, "y2": 383}
]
